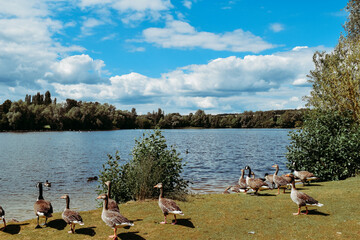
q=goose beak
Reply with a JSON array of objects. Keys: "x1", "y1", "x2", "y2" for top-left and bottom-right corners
[{"x1": 272, "y1": 165, "x2": 276, "y2": 167}]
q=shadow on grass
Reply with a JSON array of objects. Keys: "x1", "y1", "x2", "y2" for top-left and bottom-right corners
[
  {"x1": 2, "y1": 223, "x2": 29, "y2": 235},
  {"x1": 176, "y1": 218, "x2": 195, "y2": 228},
  {"x1": 75, "y1": 226, "x2": 96, "y2": 236},
  {"x1": 250, "y1": 193, "x2": 277, "y2": 197},
  {"x1": 47, "y1": 219, "x2": 67, "y2": 230},
  {"x1": 117, "y1": 231, "x2": 145, "y2": 240},
  {"x1": 306, "y1": 209, "x2": 330, "y2": 216}
]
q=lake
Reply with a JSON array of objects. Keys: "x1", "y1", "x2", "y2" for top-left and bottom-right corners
[{"x1": 0, "y1": 128, "x2": 292, "y2": 221}]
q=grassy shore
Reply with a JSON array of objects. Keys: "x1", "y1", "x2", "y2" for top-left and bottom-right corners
[{"x1": 1, "y1": 176, "x2": 359, "y2": 240}]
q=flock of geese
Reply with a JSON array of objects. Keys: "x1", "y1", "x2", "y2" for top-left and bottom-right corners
[
  {"x1": 0, "y1": 180, "x2": 184, "y2": 240},
  {"x1": 224, "y1": 163, "x2": 323, "y2": 215}
]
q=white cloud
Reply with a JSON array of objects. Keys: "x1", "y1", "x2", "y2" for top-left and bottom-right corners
[
  {"x1": 81, "y1": 18, "x2": 104, "y2": 36},
  {"x1": 183, "y1": 0, "x2": 192, "y2": 9},
  {"x1": 46, "y1": 54, "x2": 105, "y2": 84},
  {"x1": 49, "y1": 46, "x2": 322, "y2": 113},
  {"x1": 79, "y1": 0, "x2": 173, "y2": 24},
  {"x1": 270, "y1": 23, "x2": 284, "y2": 33},
  {"x1": 141, "y1": 20, "x2": 276, "y2": 53}
]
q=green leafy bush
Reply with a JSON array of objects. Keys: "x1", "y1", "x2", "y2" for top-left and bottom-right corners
[
  {"x1": 286, "y1": 110, "x2": 360, "y2": 181},
  {"x1": 98, "y1": 129, "x2": 188, "y2": 202}
]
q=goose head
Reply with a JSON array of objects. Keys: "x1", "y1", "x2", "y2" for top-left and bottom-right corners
[
  {"x1": 154, "y1": 183, "x2": 163, "y2": 189},
  {"x1": 97, "y1": 193, "x2": 108, "y2": 200},
  {"x1": 60, "y1": 194, "x2": 69, "y2": 200}
]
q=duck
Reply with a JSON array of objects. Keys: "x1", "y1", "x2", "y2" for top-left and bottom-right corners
[
  {"x1": 97, "y1": 193, "x2": 133, "y2": 240},
  {"x1": 34, "y1": 182, "x2": 53, "y2": 228},
  {"x1": 87, "y1": 176, "x2": 98, "y2": 182},
  {"x1": 154, "y1": 183, "x2": 184, "y2": 224},
  {"x1": 44, "y1": 180, "x2": 51, "y2": 187},
  {"x1": 244, "y1": 166, "x2": 268, "y2": 195},
  {"x1": 60, "y1": 194, "x2": 84, "y2": 234},
  {"x1": 292, "y1": 162, "x2": 318, "y2": 186},
  {"x1": 0, "y1": 206, "x2": 6, "y2": 230},
  {"x1": 105, "y1": 181, "x2": 120, "y2": 212},
  {"x1": 272, "y1": 164, "x2": 291, "y2": 194},
  {"x1": 286, "y1": 173, "x2": 323, "y2": 215}
]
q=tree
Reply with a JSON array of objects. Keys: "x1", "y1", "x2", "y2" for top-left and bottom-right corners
[
  {"x1": 344, "y1": 0, "x2": 360, "y2": 40},
  {"x1": 286, "y1": 110, "x2": 360, "y2": 181},
  {"x1": 97, "y1": 129, "x2": 188, "y2": 202},
  {"x1": 44, "y1": 91, "x2": 52, "y2": 105}
]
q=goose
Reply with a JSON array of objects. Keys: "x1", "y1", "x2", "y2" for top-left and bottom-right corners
[
  {"x1": 60, "y1": 194, "x2": 84, "y2": 234},
  {"x1": 154, "y1": 183, "x2": 184, "y2": 224},
  {"x1": 292, "y1": 162, "x2": 318, "y2": 186},
  {"x1": 264, "y1": 173, "x2": 275, "y2": 189},
  {"x1": 0, "y1": 206, "x2": 6, "y2": 230},
  {"x1": 244, "y1": 166, "x2": 268, "y2": 195},
  {"x1": 44, "y1": 180, "x2": 51, "y2": 187},
  {"x1": 97, "y1": 194, "x2": 133, "y2": 240},
  {"x1": 286, "y1": 173, "x2": 323, "y2": 215},
  {"x1": 238, "y1": 169, "x2": 248, "y2": 192},
  {"x1": 105, "y1": 181, "x2": 120, "y2": 212},
  {"x1": 272, "y1": 164, "x2": 290, "y2": 194},
  {"x1": 34, "y1": 182, "x2": 53, "y2": 228}
]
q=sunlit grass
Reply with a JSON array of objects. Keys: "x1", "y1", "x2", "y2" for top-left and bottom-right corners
[{"x1": 1, "y1": 176, "x2": 360, "y2": 239}]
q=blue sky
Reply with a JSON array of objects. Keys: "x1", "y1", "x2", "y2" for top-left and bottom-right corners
[{"x1": 0, "y1": 0, "x2": 348, "y2": 114}]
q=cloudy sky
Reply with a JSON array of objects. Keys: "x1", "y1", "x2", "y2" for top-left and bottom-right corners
[{"x1": 0, "y1": 0, "x2": 348, "y2": 114}]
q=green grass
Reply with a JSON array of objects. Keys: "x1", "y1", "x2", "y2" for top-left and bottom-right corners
[{"x1": 1, "y1": 176, "x2": 360, "y2": 239}]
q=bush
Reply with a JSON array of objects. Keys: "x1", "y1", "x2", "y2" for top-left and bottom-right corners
[
  {"x1": 286, "y1": 110, "x2": 360, "y2": 181},
  {"x1": 98, "y1": 129, "x2": 188, "y2": 202}
]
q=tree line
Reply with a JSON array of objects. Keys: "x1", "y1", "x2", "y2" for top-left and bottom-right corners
[{"x1": 0, "y1": 91, "x2": 305, "y2": 131}]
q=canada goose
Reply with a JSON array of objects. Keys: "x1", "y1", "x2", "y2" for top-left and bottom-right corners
[
  {"x1": 272, "y1": 164, "x2": 290, "y2": 194},
  {"x1": 238, "y1": 169, "x2": 248, "y2": 192},
  {"x1": 292, "y1": 162, "x2": 318, "y2": 186},
  {"x1": 223, "y1": 186, "x2": 231, "y2": 194},
  {"x1": 105, "y1": 181, "x2": 120, "y2": 212},
  {"x1": 0, "y1": 206, "x2": 6, "y2": 230},
  {"x1": 97, "y1": 194, "x2": 133, "y2": 240},
  {"x1": 286, "y1": 174, "x2": 323, "y2": 215},
  {"x1": 34, "y1": 182, "x2": 53, "y2": 228},
  {"x1": 244, "y1": 166, "x2": 268, "y2": 195},
  {"x1": 154, "y1": 183, "x2": 184, "y2": 224},
  {"x1": 60, "y1": 194, "x2": 84, "y2": 234}
]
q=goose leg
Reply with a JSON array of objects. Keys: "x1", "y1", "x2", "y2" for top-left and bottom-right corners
[
  {"x1": 293, "y1": 207, "x2": 301, "y2": 215},
  {"x1": 109, "y1": 228, "x2": 118, "y2": 239},
  {"x1": 44, "y1": 217, "x2": 48, "y2": 226},
  {"x1": 35, "y1": 216, "x2": 41, "y2": 228},
  {"x1": 304, "y1": 206, "x2": 309, "y2": 215},
  {"x1": 68, "y1": 224, "x2": 73, "y2": 233},
  {"x1": 277, "y1": 187, "x2": 280, "y2": 195},
  {"x1": 172, "y1": 215, "x2": 177, "y2": 225},
  {"x1": 283, "y1": 188, "x2": 286, "y2": 194},
  {"x1": 2, "y1": 218, "x2": 6, "y2": 230},
  {"x1": 160, "y1": 215, "x2": 167, "y2": 224}
]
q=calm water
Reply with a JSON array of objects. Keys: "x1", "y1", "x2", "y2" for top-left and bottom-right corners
[{"x1": 0, "y1": 129, "x2": 291, "y2": 220}]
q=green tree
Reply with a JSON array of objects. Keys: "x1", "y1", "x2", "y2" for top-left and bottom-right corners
[
  {"x1": 286, "y1": 110, "x2": 360, "y2": 181},
  {"x1": 97, "y1": 129, "x2": 188, "y2": 202}
]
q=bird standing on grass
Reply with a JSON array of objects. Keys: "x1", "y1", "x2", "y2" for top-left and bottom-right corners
[
  {"x1": 97, "y1": 193, "x2": 133, "y2": 240},
  {"x1": 34, "y1": 182, "x2": 53, "y2": 228},
  {"x1": 0, "y1": 206, "x2": 6, "y2": 230},
  {"x1": 286, "y1": 173, "x2": 323, "y2": 215},
  {"x1": 60, "y1": 194, "x2": 84, "y2": 234},
  {"x1": 154, "y1": 183, "x2": 184, "y2": 224}
]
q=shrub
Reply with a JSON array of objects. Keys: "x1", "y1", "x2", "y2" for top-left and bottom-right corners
[
  {"x1": 286, "y1": 110, "x2": 360, "y2": 181},
  {"x1": 98, "y1": 129, "x2": 188, "y2": 202}
]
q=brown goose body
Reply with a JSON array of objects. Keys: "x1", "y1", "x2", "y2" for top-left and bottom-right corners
[
  {"x1": 244, "y1": 166, "x2": 268, "y2": 195},
  {"x1": 0, "y1": 206, "x2": 6, "y2": 230},
  {"x1": 286, "y1": 174, "x2": 323, "y2": 215},
  {"x1": 105, "y1": 181, "x2": 120, "y2": 212},
  {"x1": 154, "y1": 183, "x2": 184, "y2": 225},
  {"x1": 61, "y1": 194, "x2": 84, "y2": 234},
  {"x1": 272, "y1": 164, "x2": 290, "y2": 194},
  {"x1": 34, "y1": 182, "x2": 53, "y2": 228},
  {"x1": 293, "y1": 162, "x2": 318, "y2": 185},
  {"x1": 97, "y1": 194, "x2": 133, "y2": 240}
]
